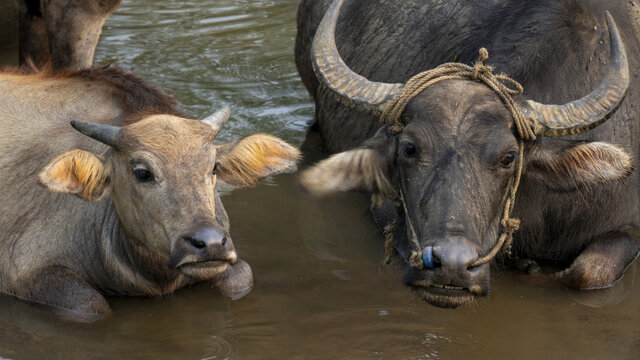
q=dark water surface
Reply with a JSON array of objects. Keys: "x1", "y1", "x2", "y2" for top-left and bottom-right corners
[{"x1": 1, "y1": 1, "x2": 639, "y2": 359}]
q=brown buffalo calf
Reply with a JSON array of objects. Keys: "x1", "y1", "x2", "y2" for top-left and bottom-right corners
[{"x1": 0, "y1": 65, "x2": 300, "y2": 322}]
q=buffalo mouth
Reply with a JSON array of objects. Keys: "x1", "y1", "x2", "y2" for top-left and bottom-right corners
[
  {"x1": 410, "y1": 280, "x2": 486, "y2": 308},
  {"x1": 177, "y1": 260, "x2": 230, "y2": 279}
]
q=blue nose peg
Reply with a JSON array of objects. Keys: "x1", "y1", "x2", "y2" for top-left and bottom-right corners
[{"x1": 422, "y1": 246, "x2": 435, "y2": 269}]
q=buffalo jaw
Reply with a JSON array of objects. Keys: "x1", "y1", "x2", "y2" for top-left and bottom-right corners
[
  {"x1": 177, "y1": 260, "x2": 232, "y2": 279},
  {"x1": 168, "y1": 249, "x2": 254, "y2": 300},
  {"x1": 409, "y1": 282, "x2": 483, "y2": 308},
  {"x1": 404, "y1": 263, "x2": 490, "y2": 308},
  {"x1": 169, "y1": 252, "x2": 238, "y2": 281}
]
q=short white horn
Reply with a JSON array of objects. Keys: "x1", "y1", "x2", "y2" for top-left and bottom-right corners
[{"x1": 203, "y1": 106, "x2": 231, "y2": 136}]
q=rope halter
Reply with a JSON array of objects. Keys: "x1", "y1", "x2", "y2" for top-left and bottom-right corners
[{"x1": 381, "y1": 48, "x2": 534, "y2": 269}]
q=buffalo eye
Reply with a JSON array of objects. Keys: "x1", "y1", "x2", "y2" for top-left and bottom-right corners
[
  {"x1": 213, "y1": 161, "x2": 220, "y2": 175},
  {"x1": 402, "y1": 143, "x2": 417, "y2": 157},
  {"x1": 134, "y1": 168, "x2": 154, "y2": 182},
  {"x1": 500, "y1": 151, "x2": 517, "y2": 169}
]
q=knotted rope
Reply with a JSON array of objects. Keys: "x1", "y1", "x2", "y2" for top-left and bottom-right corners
[{"x1": 381, "y1": 48, "x2": 536, "y2": 269}]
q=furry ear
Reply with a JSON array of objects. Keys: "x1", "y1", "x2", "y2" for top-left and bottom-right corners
[
  {"x1": 300, "y1": 148, "x2": 394, "y2": 196},
  {"x1": 300, "y1": 128, "x2": 396, "y2": 197},
  {"x1": 39, "y1": 149, "x2": 110, "y2": 202},
  {"x1": 216, "y1": 134, "x2": 301, "y2": 187},
  {"x1": 527, "y1": 141, "x2": 633, "y2": 191}
]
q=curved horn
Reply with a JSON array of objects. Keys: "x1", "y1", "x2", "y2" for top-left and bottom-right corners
[
  {"x1": 70, "y1": 120, "x2": 122, "y2": 148},
  {"x1": 202, "y1": 106, "x2": 231, "y2": 137},
  {"x1": 311, "y1": 0, "x2": 403, "y2": 116},
  {"x1": 523, "y1": 12, "x2": 629, "y2": 137}
]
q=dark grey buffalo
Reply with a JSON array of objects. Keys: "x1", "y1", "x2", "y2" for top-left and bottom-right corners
[
  {"x1": 18, "y1": 0, "x2": 123, "y2": 70},
  {"x1": 296, "y1": 0, "x2": 640, "y2": 308},
  {"x1": 0, "y1": 65, "x2": 300, "y2": 321}
]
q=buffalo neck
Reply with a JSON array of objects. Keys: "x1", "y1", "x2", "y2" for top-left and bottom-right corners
[{"x1": 91, "y1": 200, "x2": 189, "y2": 297}]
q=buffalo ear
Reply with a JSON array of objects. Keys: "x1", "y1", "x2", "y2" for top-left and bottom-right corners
[
  {"x1": 526, "y1": 140, "x2": 633, "y2": 191},
  {"x1": 300, "y1": 129, "x2": 396, "y2": 197},
  {"x1": 39, "y1": 149, "x2": 110, "y2": 202},
  {"x1": 216, "y1": 134, "x2": 301, "y2": 187}
]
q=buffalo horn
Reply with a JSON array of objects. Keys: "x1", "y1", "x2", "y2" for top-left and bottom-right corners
[
  {"x1": 70, "y1": 120, "x2": 122, "y2": 148},
  {"x1": 522, "y1": 12, "x2": 629, "y2": 137},
  {"x1": 202, "y1": 106, "x2": 231, "y2": 137},
  {"x1": 311, "y1": 0, "x2": 403, "y2": 116}
]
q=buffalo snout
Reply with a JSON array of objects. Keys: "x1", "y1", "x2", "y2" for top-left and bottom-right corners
[
  {"x1": 405, "y1": 238, "x2": 490, "y2": 308},
  {"x1": 183, "y1": 228, "x2": 227, "y2": 251},
  {"x1": 181, "y1": 226, "x2": 237, "y2": 263},
  {"x1": 430, "y1": 242, "x2": 478, "y2": 276},
  {"x1": 168, "y1": 225, "x2": 238, "y2": 275}
]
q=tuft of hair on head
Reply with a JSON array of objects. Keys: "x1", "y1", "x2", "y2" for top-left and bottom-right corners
[
  {"x1": 38, "y1": 149, "x2": 110, "y2": 202},
  {"x1": 300, "y1": 148, "x2": 395, "y2": 198},
  {"x1": 216, "y1": 134, "x2": 301, "y2": 187}
]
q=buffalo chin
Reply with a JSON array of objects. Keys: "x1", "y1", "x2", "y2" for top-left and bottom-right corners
[
  {"x1": 411, "y1": 281, "x2": 484, "y2": 308},
  {"x1": 178, "y1": 260, "x2": 229, "y2": 279}
]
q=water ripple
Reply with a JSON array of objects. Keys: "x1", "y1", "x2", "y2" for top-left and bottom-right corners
[
  {"x1": 296, "y1": 305, "x2": 486, "y2": 359},
  {"x1": 95, "y1": 0, "x2": 312, "y2": 146}
]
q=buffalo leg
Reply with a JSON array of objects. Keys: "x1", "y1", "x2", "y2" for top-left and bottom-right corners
[
  {"x1": 41, "y1": 0, "x2": 123, "y2": 70},
  {"x1": 515, "y1": 258, "x2": 542, "y2": 275},
  {"x1": 19, "y1": 265, "x2": 110, "y2": 322},
  {"x1": 18, "y1": 0, "x2": 51, "y2": 66},
  {"x1": 557, "y1": 226, "x2": 640, "y2": 289},
  {"x1": 214, "y1": 259, "x2": 254, "y2": 300}
]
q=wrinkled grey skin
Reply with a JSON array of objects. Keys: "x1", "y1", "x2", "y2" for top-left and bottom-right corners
[
  {"x1": 296, "y1": 0, "x2": 640, "y2": 307},
  {"x1": 0, "y1": 67, "x2": 299, "y2": 322},
  {"x1": 18, "y1": 0, "x2": 122, "y2": 70}
]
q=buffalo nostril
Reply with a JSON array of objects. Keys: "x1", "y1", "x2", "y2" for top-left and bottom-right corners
[
  {"x1": 431, "y1": 242, "x2": 477, "y2": 273},
  {"x1": 183, "y1": 236, "x2": 206, "y2": 249},
  {"x1": 186, "y1": 228, "x2": 227, "y2": 249}
]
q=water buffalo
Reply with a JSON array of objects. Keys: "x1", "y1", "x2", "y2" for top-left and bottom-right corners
[
  {"x1": 19, "y1": 0, "x2": 123, "y2": 69},
  {"x1": 0, "y1": 65, "x2": 300, "y2": 321},
  {"x1": 296, "y1": 0, "x2": 640, "y2": 308}
]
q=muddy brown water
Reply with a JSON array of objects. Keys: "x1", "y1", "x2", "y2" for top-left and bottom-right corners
[{"x1": 0, "y1": 1, "x2": 639, "y2": 359}]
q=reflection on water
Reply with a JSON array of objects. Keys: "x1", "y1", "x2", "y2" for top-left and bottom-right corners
[{"x1": 0, "y1": 0, "x2": 639, "y2": 359}]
